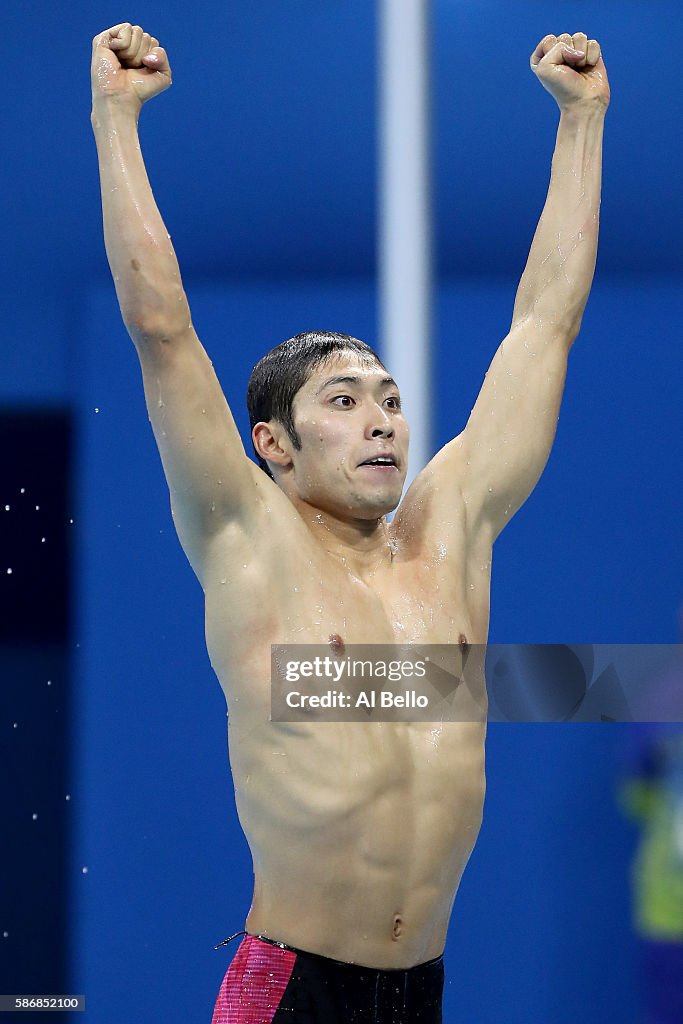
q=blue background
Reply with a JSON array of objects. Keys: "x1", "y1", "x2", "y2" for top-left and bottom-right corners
[{"x1": 1, "y1": 1, "x2": 681, "y2": 1022}]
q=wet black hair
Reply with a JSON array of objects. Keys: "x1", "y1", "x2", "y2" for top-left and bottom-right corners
[{"x1": 246, "y1": 330, "x2": 385, "y2": 477}]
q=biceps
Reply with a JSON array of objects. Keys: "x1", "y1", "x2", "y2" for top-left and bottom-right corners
[
  {"x1": 461, "y1": 323, "x2": 572, "y2": 535},
  {"x1": 135, "y1": 324, "x2": 260, "y2": 544}
]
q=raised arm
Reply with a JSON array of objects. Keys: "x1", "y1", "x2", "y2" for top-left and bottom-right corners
[
  {"x1": 419, "y1": 33, "x2": 610, "y2": 544},
  {"x1": 90, "y1": 24, "x2": 266, "y2": 583}
]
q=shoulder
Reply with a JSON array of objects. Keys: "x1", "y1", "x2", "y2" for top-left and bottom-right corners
[
  {"x1": 198, "y1": 467, "x2": 316, "y2": 591},
  {"x1": 392, "y1": 434, "x2": 493, "y2": 554}
]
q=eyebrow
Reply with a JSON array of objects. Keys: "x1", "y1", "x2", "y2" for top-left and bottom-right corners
[{"x1": 315, "y1": 374, "x2": 398, "y2": 395}]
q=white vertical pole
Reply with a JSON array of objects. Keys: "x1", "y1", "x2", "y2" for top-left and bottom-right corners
[{"x1": 378, "y1": 0, "x2": 432, "y2": 486}]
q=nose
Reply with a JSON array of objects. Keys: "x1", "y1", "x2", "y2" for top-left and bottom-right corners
[{"x1": 366, "y1": 404, "x2": 395, "y2": 440}]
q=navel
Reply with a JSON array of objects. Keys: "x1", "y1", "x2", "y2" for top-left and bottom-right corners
[{"x1": 392, "y1": 913, "x2": 403, "y2": 940}]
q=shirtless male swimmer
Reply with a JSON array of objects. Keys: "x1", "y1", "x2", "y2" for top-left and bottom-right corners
[{"x1": 91, "y1": 23, "x2": 610, "y2": 1023}]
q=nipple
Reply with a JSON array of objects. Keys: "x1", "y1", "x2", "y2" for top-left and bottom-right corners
[
  {"x1": 328, "y1": 633, "x2": 345, "y2": 655},
  {"x1": 459, "y1": 633, "x2": 470, "y2": 666}
]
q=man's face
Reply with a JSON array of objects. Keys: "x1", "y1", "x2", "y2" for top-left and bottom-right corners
[{"x1": 286, "y1": 352, "x2": 409, "y2": 519}]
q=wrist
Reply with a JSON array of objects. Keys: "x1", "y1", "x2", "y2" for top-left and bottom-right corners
[
  {"x1": 558, "y1": 99, "x2": 609, "y2": 122},
  {"x1": 91, "y1": 93, "x2": 142, "y2": 127}
]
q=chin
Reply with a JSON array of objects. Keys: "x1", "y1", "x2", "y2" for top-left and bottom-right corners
[
  {"x1": 350, "y1": 488, "x2": 403, "y2": 519},
  {"x1": 301, "y1": 473, "x2": 404, "y2": 520}
]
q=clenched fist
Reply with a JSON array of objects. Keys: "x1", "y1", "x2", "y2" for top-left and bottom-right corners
[
  {"x1": 531, "y1": 33, "x2": 610, "y2": 111},
  {"x1": 91, "y1": 23, "x2": 172, "y2": 109}
]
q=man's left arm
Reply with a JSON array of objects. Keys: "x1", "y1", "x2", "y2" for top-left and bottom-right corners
[{"x1": 429, "y1": 32, "x2": 610, "y2": 542}]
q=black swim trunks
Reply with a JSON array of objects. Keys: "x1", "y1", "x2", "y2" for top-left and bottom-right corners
[{"x1": 212, "y1": 931, "x2": 444, "y2": 1023}]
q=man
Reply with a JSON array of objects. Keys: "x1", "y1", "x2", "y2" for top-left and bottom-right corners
[{"x1": 90, "y1": 22, "x2": 609, "y2": 1023}]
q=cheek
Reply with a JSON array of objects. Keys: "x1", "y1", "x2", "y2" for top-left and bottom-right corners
[{"x1": 302, "y1": 417, "x2": 349, "y2": 455}]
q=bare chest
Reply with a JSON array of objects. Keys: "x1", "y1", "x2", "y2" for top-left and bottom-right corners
[
  {"x1": 208, "y1": 544, "x2": 480, "y2": 645},
  {"x1": 203, "y1": 530, "x2": 491, "y2": 706}
]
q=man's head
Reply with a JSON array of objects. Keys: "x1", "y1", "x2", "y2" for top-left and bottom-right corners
[{"x1": 247, "y1": 331, "x2": 409, "y2": 518}]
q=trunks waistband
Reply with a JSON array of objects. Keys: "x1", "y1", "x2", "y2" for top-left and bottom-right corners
[{"x1": 248, "y1": 930, "x2": 444, "y2": 972}]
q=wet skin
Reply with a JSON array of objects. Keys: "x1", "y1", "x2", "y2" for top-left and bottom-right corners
[{"x1": 200, "y1": 353, "x2": 490, "y2": 969}]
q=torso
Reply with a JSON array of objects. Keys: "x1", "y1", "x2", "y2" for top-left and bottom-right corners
[{"x1": 202, "y1": 476, "x2": 492, "y2": 968}]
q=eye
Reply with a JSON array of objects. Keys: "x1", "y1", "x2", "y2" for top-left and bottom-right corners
[
  {"x1": 385, "y1": 396, "x2": 401, "y2": 410},
  {"x1": 332, "y1": 395, "x2": 355, "y2": 408}
]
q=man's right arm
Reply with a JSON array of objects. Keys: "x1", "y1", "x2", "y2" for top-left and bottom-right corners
[{"x1": 91, "y1": 25, "x2": 266, "y2": 584}]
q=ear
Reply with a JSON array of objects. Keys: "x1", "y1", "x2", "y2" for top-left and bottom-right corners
[{"x1": 252, "y1": 421, "x2": 294, "y2": 471}]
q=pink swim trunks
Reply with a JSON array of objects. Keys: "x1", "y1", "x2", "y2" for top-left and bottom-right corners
[
  {"x1": 212, "y1": 933, "x2": 297, "y2": 1024},
  {"x1": 211, "y1": 931, "x2": 444, "y2": 1023}
]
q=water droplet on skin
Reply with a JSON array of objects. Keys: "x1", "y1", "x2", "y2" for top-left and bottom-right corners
[{"x1": 430, "y1": 725, "x2": 443, "y2": 748}]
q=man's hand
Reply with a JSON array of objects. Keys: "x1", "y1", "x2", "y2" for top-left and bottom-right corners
[
  {"x1": 91, "y1": 23, "x2": 171, "y2": 110},
  {"x1": 531, "y1": 33, "x2": 610, "y2": 112}
]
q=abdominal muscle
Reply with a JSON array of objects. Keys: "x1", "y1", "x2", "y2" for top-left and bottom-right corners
[
  {"x1": 203, "y1": 520, "x2": 491, "y2": 969},
  {"x1": 229, "y1": 713, "x2": 486, "y2": 968}
]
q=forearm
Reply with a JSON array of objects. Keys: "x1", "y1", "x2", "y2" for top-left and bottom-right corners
[
  {"x1": 91, "y1": 97, "x2": 190, "y2": 336},
  {"x1": 512, "y1": 103, "x2": 606, "y2": 336}
]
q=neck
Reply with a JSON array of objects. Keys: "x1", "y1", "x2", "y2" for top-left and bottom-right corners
[{"x1": 297, "y1": 500, "x2": 396, "y2": 579}]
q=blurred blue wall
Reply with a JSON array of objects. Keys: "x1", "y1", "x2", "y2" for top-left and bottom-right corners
[{"x1": 2, "y1": 0, "x2": 681, "y2": 1021}]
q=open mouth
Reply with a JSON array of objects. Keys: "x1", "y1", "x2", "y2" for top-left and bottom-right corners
[{"x1": 358, "y1": 455, "x2": 398, "y2": 471}]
